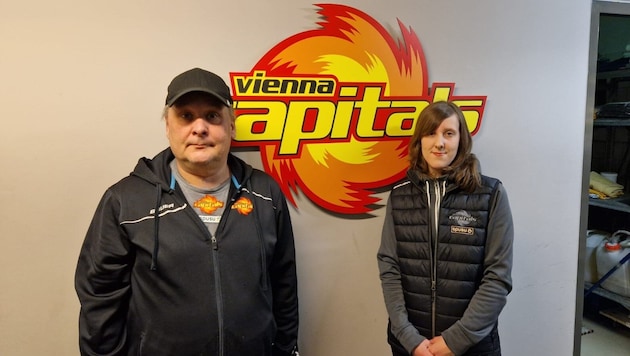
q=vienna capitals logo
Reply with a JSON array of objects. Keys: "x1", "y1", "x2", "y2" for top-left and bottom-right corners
[{"x1": 230, "y1": 4, "x2": 486, "y2": 216}]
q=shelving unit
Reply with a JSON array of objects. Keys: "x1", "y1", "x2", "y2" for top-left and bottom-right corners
[
  {"x1": 596, "y1": 68, "x2": 630, "y2": 104},
  {"x1": 582, "y1": 8, "x2": 630, "y2": 347},
  {"x1": 585, "y1": 196, "x2": 630, "y2": 328},
  {"x1": 596, "y1": 67, "x2": 630, "y2": 108},
  {"x1": 587, "y1": 117, "x2": 630, "y2": 328},
  {"x1": 592, "y1": 118, "x2": 630, "y2": 190}
]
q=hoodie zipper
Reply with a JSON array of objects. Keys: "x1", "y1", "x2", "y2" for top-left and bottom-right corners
[
  {"x1": 210, "y1": 209, "x2": 232, "y2": 356},
  {"x1": 211, "y1": 180, "x2": 243, "y2": 356},
  {"x1": 210, "y1": 236, "x2": 224, "y2": 355}
]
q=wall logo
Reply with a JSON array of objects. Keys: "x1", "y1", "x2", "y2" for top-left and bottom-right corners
[{"x1": 230, "y1": 4, "x2": 486, "y2": 216}]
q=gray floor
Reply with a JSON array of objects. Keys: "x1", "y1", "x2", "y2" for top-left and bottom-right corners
[{"x1": 581, "y1": 308, "x2": 630, "y2": 356}]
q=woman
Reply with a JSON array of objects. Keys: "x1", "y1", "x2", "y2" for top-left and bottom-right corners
[{"x1": 377, "y1": 101, "x2": 513, "y2": 356}]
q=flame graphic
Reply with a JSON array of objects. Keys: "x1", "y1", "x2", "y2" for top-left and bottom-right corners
[
  {"x1": 232, "y1": 197, "x2": 254, "y2": 215},
  {"x1": 194, "y1": 195, "x2": 224, "y2": 215},
  {"x1": 243, "y1": 4, "x2": 426, "y2": 215}
]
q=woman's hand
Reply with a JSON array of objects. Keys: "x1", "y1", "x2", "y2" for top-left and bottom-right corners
[
  {"x1": 412, "y1": 339, "x2": 434, "y2": 356},
  {"x1": 427, "y1": 336, "x2": 454, "y2": 356}
]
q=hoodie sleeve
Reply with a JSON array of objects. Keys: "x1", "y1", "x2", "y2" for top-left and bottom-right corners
[
  {"x1": 75, "y1": 189, "x2": 132, "y2": 356},
  {"x1": 270, "y1": 188, "x2": 299, "y2": 356},
  {"x1": 377, "y1": 195, "x2": 426, "y2": 354},
  {"x1": 440, "y1": 183, "x2": 514, "y2": 355}
]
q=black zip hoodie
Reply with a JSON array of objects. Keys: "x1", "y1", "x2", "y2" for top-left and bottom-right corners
[{"x1": 75, "y1": 148, "x2": 298, "y2": 356}]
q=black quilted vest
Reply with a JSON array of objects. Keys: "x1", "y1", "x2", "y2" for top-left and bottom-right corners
[{"x1": 390, "y1": 174, "x2": 499, "y2": 338}]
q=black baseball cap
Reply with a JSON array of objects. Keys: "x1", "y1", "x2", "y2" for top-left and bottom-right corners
[{"x1": 165, "y1": 68, "x2": 233, "y2": 107}]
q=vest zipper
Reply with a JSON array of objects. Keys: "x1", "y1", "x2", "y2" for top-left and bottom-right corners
[
  {"x1": 425, "y1": 181, "x2": 437, "y2": 337},
  {"x1": 431, "y1": 279, "x2": 437, "y2": 337},
  {"x1": 429, "y1": 179, "x2": 445, "y2": 338}
]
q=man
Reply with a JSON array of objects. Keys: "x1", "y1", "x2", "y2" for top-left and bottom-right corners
[{"x1": 75, "y1": 68, "x2": 299, "y2": 356}]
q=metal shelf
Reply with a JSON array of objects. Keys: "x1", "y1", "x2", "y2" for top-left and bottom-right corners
[
  {"x1": 594, "y1": 118, "x2": 630, "y2": 126},
  {"x1": 597, "y1": 68, "x2": 630, "y2": 81},
  {"x1": 585, "y1": 282, "x2": 630, "y2": 311},
  {"x1": 589, "y1": 196, "x2": 630, "y2": 214}
]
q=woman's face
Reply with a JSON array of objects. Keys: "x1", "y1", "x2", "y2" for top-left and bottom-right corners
[{"x1": 420, "y1": 114, "x2": 460, "y2": 177}]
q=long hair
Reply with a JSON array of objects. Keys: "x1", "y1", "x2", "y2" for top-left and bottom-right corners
[{"x1": 408, "y1": 101, "x2": 481, "y2": 191}]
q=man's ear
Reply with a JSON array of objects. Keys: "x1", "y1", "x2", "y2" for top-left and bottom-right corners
[{"x1": 164, "y1": 114, "x2": 171, "y2": 138}]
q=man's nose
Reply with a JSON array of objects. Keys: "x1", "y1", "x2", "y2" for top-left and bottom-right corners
[{"x1": 191, "y1": 118, "x2": 209, "y2": 135}]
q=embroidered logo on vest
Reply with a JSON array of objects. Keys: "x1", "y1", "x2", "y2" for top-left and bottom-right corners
[
  {"x1": 449, "y1": 210, "x2": 476, "y2": 235},
  {"x1": 451, "y1": 226, "x2": 474, "y2": 235},
  {"x1": 448, "y1": 210, "x2": 477, "y2": 226}
]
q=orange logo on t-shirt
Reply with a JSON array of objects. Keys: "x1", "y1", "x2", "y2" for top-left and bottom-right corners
[
  {"x1": 232, "y1": 197, "x2": 254, "y2": 215},
  {"x1": 194, "y1": 195, "x2": 224, "y2": 215}
]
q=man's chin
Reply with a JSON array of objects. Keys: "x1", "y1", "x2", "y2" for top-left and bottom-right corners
[{"x1": 184, "y1": 154, "x2": 222, "y2": 166}]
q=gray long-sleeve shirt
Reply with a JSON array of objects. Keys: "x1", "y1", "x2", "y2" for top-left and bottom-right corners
[{"x1": 377, "y1": 176, "x2": 513, "y2": 355}]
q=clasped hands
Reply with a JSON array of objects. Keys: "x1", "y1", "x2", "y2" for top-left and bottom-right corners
[{"x1": 412, "y1": 336, "x2": 454, "y2": 356}]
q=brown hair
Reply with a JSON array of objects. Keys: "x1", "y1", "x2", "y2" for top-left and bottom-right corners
[{"x1": 408, "y1": 101, "x2": 481, "y2": 191}]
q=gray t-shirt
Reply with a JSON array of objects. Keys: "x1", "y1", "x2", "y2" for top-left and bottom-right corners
[{"x1": 170, "y1": 160, "x2": 230, "y2": 237}]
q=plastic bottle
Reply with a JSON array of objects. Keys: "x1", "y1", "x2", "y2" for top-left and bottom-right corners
[
  {"x1": 585, "y1": 230, "x2": 608, "y2": 283},
  {"x1": 596, "y1": 231, "x2": 630, "y2": 297}
]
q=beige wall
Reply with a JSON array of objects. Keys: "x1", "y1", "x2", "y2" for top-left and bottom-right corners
[{"x1": 0, "y1": 0, "x2": 593, "y2": 355}]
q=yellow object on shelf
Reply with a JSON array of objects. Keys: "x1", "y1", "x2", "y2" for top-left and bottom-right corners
[{"x1": 590, "y1": 171, "x2": 624, "y2": 198}]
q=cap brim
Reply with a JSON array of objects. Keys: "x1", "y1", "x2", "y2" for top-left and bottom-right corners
[{"x1": 167, "y1": 88, "x2": 231, "y2": 107}]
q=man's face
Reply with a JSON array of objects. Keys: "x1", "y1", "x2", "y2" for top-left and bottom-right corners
[{"x1": 165, "y1": 92, "x2": 235, "y2": 174}]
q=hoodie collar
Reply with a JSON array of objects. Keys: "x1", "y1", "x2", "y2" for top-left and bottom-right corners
[
  {"x1": 407, "y1": 168, "x2": 453, "y2": 193},
  {"x1": 130, "y1": 148, "x2": 255, "y2": 271},
  {"x1": 131, "y1": 148, "x2": 254, "y2": 190}
]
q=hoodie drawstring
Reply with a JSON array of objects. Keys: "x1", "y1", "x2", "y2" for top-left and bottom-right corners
[
  {"x1": 251, "y1": 189, "x2": 269, "y2": 291},
  {"x1": 233, "y1": 177, "x2": 268, "y2": 290},
  {"x1": 150, "y1": 175, "x2": 176, "y2": 271},
  {"x1": 150, "y1": 184, "x2": 162, "y2": 271}
]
